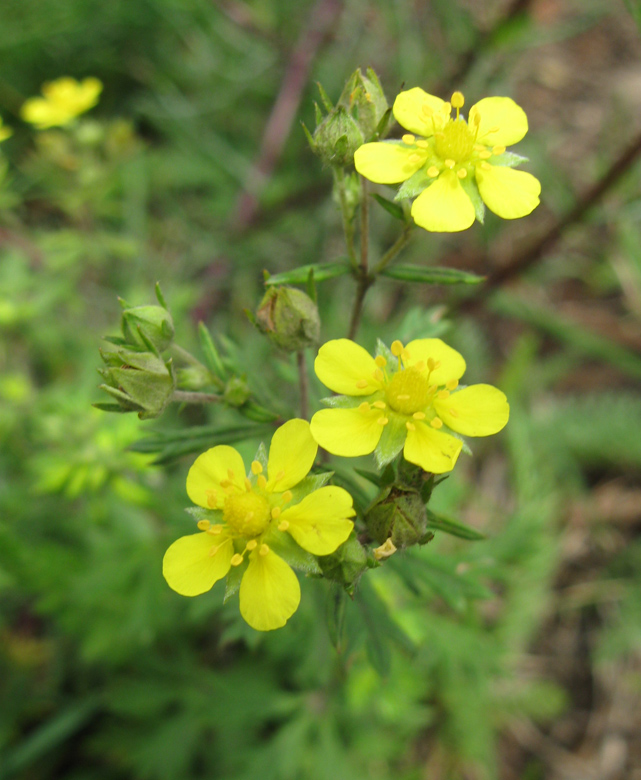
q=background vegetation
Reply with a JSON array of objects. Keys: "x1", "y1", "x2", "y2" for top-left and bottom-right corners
[{"x1": 1, "y1": 0, "x2": 641, "y2": 778}]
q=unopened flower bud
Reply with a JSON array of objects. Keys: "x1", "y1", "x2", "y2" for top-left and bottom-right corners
[
  {"x1": 317, "y1": 533, "x2": 368, "y2": 594},
  {"x1": 223, "y1": 376, "x2": 251, "y2": 407},
  {"x1": 310, "y1": 105, "x2": 364, "y2": 167},
  {"x1": 364, "y1": 486, "x2": 427, "y2": 548},
  {"x1": 339, "y1": 68, "x2": 389, "y2": 141},
  {"x1": 121, "y1": 304, "x2": 175, "y2": 352},
  {"x1": 255, "y1": 286, "x2": 320, "y2": 352}
]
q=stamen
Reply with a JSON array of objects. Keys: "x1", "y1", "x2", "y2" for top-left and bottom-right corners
[
  {"x1": 375, "y1": 355, "x2": 387, "y2": 368},
  {"x1": 373, "y1": 368, "x2": 384, "y2": 382},
  {"x1": 391, "y1": 340, "x2": 404, "y2": 357},
  {"x1": 437, "y1": 390, "x2": 450, "y2": 400},
  {"x1": 446, "y1": 379, "x2": 459, "y2": 390},
  {"x1": 377, "y1": 417, "x2": 389, "y2": 426},
  {"x1": 451, "y1": 91, "x2": 464, "y2": 109},
  {"x1": 408, "y1": 153, "x2": 423, "y2": 164},
  {"x1": 356, "y1": 379, "x2": 369, "y2": 389},
  {"x1": 205, "y1": 489, "x2": 218, "y2": 508},
  {"x1": 406, "y1": 421, "x2": 416, "y2": 432},
  {"x1": 430, "y1": 418, "x2": 443, "y2": 429},
  {"x1": 427, "y1": 166, "x2": 440, "y2": 177},
  {"x1": 421, "y1": 103, "x2": 434, "y2": 117},
  {"x1": 492, "y1": 145, "x2": 506, "y2": 155},
  {"x1": 197, "y1": 519, "x2": 211, "y2": 531},
  {"x1": 444, "y1": 159, "x2": 456, "y2": 169},
  {"x1": 278, "y1": 520, "x2": 290, "y2": 532},
  {"x1": 402, "y1": 133, "x2": 416, "y2": 145},
  {"x1": 209, "y1": 545, "x2": 220, "y2": 557},
  {"x1": 413, "y1": 412, "x2": 426, "y2": 420},
  {"x1": 480, "y1": 161, "x2": 491, "y2": 171},
  {"x1": 358, "y1": 401, "x2": 371, "y2": 412},
  {"x1": 372, "y1": 401, "x2": 386, "y2": 409},
  {"x1": 259, "y1": 543, "x2": 270, "y2": 557},
  {"x1": 219, "y1": 479, "x2": 231, "y2": 489},
  {"x1": 244, "y1": 477, "x2": 252, "y2": 492},
  {"x1": 231, "y1": 553, "x2": 244, "y2": 566},
  {"x1": 227, "y1": 469, "x2": 235, "y2": 481},
  {"x1": 415, "y1": 139, "x2": 428, "y2": 149},
  {"x1": 271, "y1": 506, "x2": 281, "y2": 520},
  {"x1": 246, "y1": 539, "x2": 258, "y2": 551},
  {"x1": 257, "y1": 475, "x2": 267, "y2": 489},
  {"x1": 373, "y1": 538, "x2": 397, "y2": 561},
  {"x1": 207, "y1": 524, "x2": 224, "y2": 535},
  {"x1": 457, "y1": 168, "x2": 467, "y2": 179},
  {"x1": 448, "y1": 408, "x2": 459, "y2": 417},
  {"x1": 427, "y1": 358, "x2": 440, "y2": 371},
  {"x1": 281, "y1": 490, "x2": 293, "y2": 505},
  {"x1": 478, "y1": 150, "x2": 492, "y2": 160},
  {"x1": 275, "y1": 470, "x2": 285, "y2": 481},
  {"x1": 251, "y1": 461, "x2": 263, "y2": 475}
]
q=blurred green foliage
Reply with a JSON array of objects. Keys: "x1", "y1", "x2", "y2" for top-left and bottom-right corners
[{"x1": 1, "y1": 0, "x2": 641, "y2": 778}]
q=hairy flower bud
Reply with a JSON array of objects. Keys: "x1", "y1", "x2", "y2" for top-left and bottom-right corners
[
  {"x1": 338, "y1": 68, "x2": 389, "y2": 141},
  {"x1": 311, "y1": 105, "x2": 364, "y2": 168},
  {"x1": 255, "y1": 286, "x2": 320, "y2": 352},
  {"x1": 121, "y1": 303, "x2": 175, "y2": 352},
  {"x1": 364, "y1": 485, "x2": 428, "y2": 548},
  {"x1": 317, "y1": 533, "x2": 368, "y2": 594}
]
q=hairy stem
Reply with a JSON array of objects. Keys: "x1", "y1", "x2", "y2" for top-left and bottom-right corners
[
  {"x1": 171, "y1": 390, "x2": 222, "y2": 404},
  {"x1": 334, "y1": 167, "x2": 358, "y2": 269}
]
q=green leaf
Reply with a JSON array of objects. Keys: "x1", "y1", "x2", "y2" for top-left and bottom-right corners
[
  {"x1": 380, "y1": 265, "x2": 485, "y2": 285},
  {"x1": 264, "y1": 260, "x2": 351, "y2": 286},
  {"x1": 426, "y1": 509, "x2": 487, "y2": 540},
  {"x1": 372, "y1": 193, "x2": 405, "y2": 221},
  {"x1": 198, "y1": 322, "x2": 227, "y2": 380}
]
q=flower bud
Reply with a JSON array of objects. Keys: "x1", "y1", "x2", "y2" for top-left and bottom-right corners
[
  {"x1": 255, "y1": 286, "x2": 320, "y2": 352},
  {"x1": 310, "y1": 105, "x2": 364, "y2": 168},
  {"x1": 98, "y1": 346, "x2": 175, "y2": 420},
  {"x1": 223, "y1": 376, "x2": 251, "y2": 407},
  {"x1": 121, "y1": 303, "x2": 175, "y2": 352},
  {"x1": 364, "y1": 485, "x2": 427, "y2": 548},
  {"x1": 338, "y1": 68, "x2": 389, "y2": 141},
  {"x1": 317, "y1": 533, "x2": 368, "y2": 594}
]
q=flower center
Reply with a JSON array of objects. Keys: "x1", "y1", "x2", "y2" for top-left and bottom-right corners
[
  {"x1": 385, "y1": 367, "x2": 431, "y2": 415},
  {"x1": 434, "y1": 119, "x2": 475, "y2": 162},
  {"x1": 223, "y1": 491, "x2": 270, "y2": 538}
]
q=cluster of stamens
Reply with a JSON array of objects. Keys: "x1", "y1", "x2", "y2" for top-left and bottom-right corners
[
  {"x1": 401, "y1": 91, "x2": 506, "y2": 181},
  {"x1": 356, "y1": 340, "x2": 459, "y2": 433},
  {"x1": 197, "y1": 460, "x2": 295, "y2": 566}
]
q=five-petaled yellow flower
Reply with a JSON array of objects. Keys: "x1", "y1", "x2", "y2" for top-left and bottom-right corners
[
  {"x1": 310, "y1": 338, "x2": 509, "y2": 474},
  {"x1": 0, "y1": 118, "x2": 12, "y2": 143},
  {"x1": 163, "y1": 419, "x2": 355, "y2": 631},
  {"x1": 21, "y1": 77, "x2": 103, "y2": 129},
  {"x1": 354, "y1": 88, "x2": 540, "y2": 232}
]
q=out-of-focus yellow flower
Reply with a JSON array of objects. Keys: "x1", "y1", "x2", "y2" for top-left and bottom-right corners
[
  {"x1": 0, "y1": 118, "x2": 12, "y2": 142},
  {"x1": 21, "y1": 77, "x2": 102, "y2": 129},
  {"x1": 163, "y1": 419, "x2": 355, "y2": 631},
  {"x1": 310, "y1": 338, "x2": 509, "y2": 473},
  {"x1": 355, "y1": 89, "x2": 540, "y2": 232}
]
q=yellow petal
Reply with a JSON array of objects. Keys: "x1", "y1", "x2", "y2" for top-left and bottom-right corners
[
  {"x1": 393, "y1": 88, "x2": 447, "y2": 137},
  {"x1": 469, "y1": 97, "x2": 528, "y2": 146},
  {"x1": 404, "y1": 422, "x2": 462, "y2": 474},
  {"x1": 163, "y1": 532, "x2": 233, "y2": 596},
  {"x1": 411, "y1": 171, "x2": 475, "y2": 232},
  {"x1": 267, "y1": 418, "x2": 317, "y2": 492},
  {"x1": 314, "y1": 339, "x2": 379, "y2": 395},
  {"x1": 434, "y1": 384, "x2": 509, "y2": 437},
  {"x1": 354, "y1": 142, "x2": 425, "y2": 184},
  {"x1": 475, "y1": 165, "x2": 541, "y2": 219},
  {"x1": 186, "y1": 445, "x2": 246, "y2": 508},
  {"x1": 310, "y1": 407, "x2": 383, "y2": 457},
  {"x1": 281, "y1": 486, "x2": 355, "y2": 555},
  {"x1": 21, "y1": 98, "x2": 65, "y2": 128},
  {"x1": 404, "y1": 339, "x2": 466, "y2": 386},
  {"x1": 239, "y1": 549, "x2": 301, "y2": 631}
]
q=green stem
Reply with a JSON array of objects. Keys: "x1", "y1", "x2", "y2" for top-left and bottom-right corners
[
  {"x1": 171, "y1": 390, "x2": 222, "y2": 404},
  {"x1": 334, "y1": 167, "x2": 358, "y2": 270},
  {"x1": 359, "y1": 176, "x2": 369, "y2": 273},
  {"x1": 373, "y1": 223, "x2": 413, "y2": 274}
]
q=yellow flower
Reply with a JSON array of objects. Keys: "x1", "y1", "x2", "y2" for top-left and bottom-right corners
[
  {"x1": 163, "y1": 419, "x2": 355, "y2": 631},
  {"x1": 354, "y1": 89, "x2": 540, "y2": 232},
  {"x1": 0, "y1": 118, "x2": 12, "y2": 143},
  {"x1": 310, "y1": 338, "x2": 509, "y2": 473},
  {"x1": 21, "y1": 77, "x2": 103, "y2": 129}
]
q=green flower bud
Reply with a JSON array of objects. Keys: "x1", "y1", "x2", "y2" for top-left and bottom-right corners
[
  {"x1": 310, "y1": 105, "x2": 364, "y2": 167},
  {"x1": 255, "y1": 286, "x2": 320, "y2": 352},
  {"x1": 176, "y1": 364, "x2": 214, "y2": 391},
  {"x1": 338, "y1": 68, "x2": 389, "y2": 141},
  {"x1": 98, "y1": 346, "x2": 175, "y2": 420},
  {"x1": 223, "y1": 376, "x2": 251, "y2": 407},
  {"x1": 318, "y1": 533, "x2": 368, "y2": 594},
  {"x1": 121, "y1": 304, "x2": 175, "y2": 352},
  {"x1": 364, "y1": 485, "x2": 427, "y2": 548}
]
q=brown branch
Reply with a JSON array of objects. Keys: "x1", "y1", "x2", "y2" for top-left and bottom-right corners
[{"x1": 231, "y1": 0, "x2": 343, "y2": 231}]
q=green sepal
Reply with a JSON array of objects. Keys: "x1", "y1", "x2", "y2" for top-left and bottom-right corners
[
  {"x1": 372, "y1": 193, "x2": 405, "y2": 221},
  {"x1": 252, "y1": 442, "x2": 268, "y2": 474},
  {"x1": 320, "y1": 393, "x2": 364, "y2": 409},
  {"x1": 185, "y1": 506, "x2": 222, "y2": 524},
  {"x1": 92, "y1": 401, "x2": 130, "y2": 414},
  {"x1": 316, "y1": 82, "x2": 334, "y2": 112},
  {"x1": 374, "y1": 412, "x2": 406, "y2": 468},
  {"x1": 155, "y1": 281, "x2": 168, "y2": 309},
  {"x1": 287, "y1": 471, "x2": 333, "y2": 505},
  {"x1": 264, "y1": 260, "x2": 351, "y2": 286},
  {"x1": 375, "y1": 338, "x2": 395, "y2": 365},
  {"x1": 425, "y1": 508, "x2": 486, "y2": 540},
  {"x1": 301, "y1": 121, "x2": 315, "y2": 150},
  {"x1": 266, "y1": 531, "x2": 322, "y2": 575},
  {"x1": 459, "y1": 175, "x2": 485, "y2": 223},
  {"x1": 395, "y1": 167, "x2": 432, "y2": 201},
  {"x1": 490, "y1": 151, "x2": 528, "y2": 168},
  {"x1": 380, "y1": 265, "x2": 485, "y2": 285},
  {"x1": 223, "y1": 560, "x2": 246, "y2": 602}
]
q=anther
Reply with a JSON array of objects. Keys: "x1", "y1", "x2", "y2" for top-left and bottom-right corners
[
  {"x1": 427, "y1": 166, "x2": 440, "y2": 177},
  {"x1": 402, "y1": 133, "x2": 416, "y2": 145},
  {"x1": 372, "y1": 368, "x2": 383, "y2": 382},
  {"x1": 209, "y1": 545, "x2": 220, "y2": 557},
  {"x1": 446, "y1": 379, "x2": 459, "y2": 390},
  {"x1": 480, "y1": 161, "x2": 491, "y2": 170},
  {"x1": 492, "y1": 145, "x2": 506, "y2": 155},
  {"x1": 430, "y1": 418, "x2": 443, "y2": 429},
  {"x1": 377, "y1": 417, "x2": 389, "y2": 426},
  {"x1": 356, "y1": 379, "x2": 369, "y2": 389},
  {"x1": 415, "y1": 139, "x2": 428, "y2": 149},
  {"x1": 197, "y1": 519, "x2": 211, "y2": 531},
  {"x1": 257, "y1": 475, "x2": 267, "y2": 489},
  {"x1": 231, "y1": 553, "x2": 244, "y2": 566},
  {"x1": 408, "y1": 153, "x2": 423, "y2": 164},
  {"x1": 421, "y1": 103, "x2": 434, "y2": 117},
  {"x1": 271, "y1": 506, "x2": 281, "y2": 520},
  {"x1": 281, "y1": 490, "x2": 293, "y2": 505},
  {"x1": 244, "y1": 477, "x2": 252, "y2": 492},
  {"x1": 259, "y1": 544, "x2": 270, "y2": 557},
  {"x1": 246, "y1": 540, "x2": 258, "y2": 551},
  {"x1": 371, "y1": 401, "x2": 385, "y2": 410},
  {"x1": 278, "y1": 520, "x2": 290, "y2": 532},
  {"x1": 478, "y1": 150, "x2": 492, "y2": 159},
  {"x1": 413, "y1": 412, "x2": 426, "y2": 420},
  {"x1": 406, "y1": 422, "x2": 416, "y2": 432},
  {"x1": 391, "y1": 340, "x2": 404, "y2": 357},
  {"x1": 374, "y1": 355, "x2": 387, "y2": 368},
  {"x1": 444, "y1": 159, "x2": 456, "y2": 169},
  {"x1": 427, "y1": 358, "x2": 437, "y2": 371},
  {"x1": 437, "y1": 390, "x2": 450, "y2": 400},
  {"x1": 205, "y1": 489, "x2": 218, "y2": 508},
  {"x1": 451, "y1": 91, "x2": 464, "y2": 109},
  {"x1": 251, "y1": 461, "x2": 263, "y2": 475},
  {"x1": 358, "y1": 401, "x2": 371, "y2": 412},
  {"x1": 219, "y1": 479, "x2": 230, "y2": 489},
  {"x1": 457, "y1": 169, "x2": 467, "y2": 179},
  {"x1": 207, "y1": 524, "x2": 223, "y2": 535}
]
